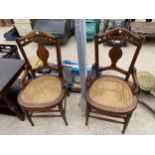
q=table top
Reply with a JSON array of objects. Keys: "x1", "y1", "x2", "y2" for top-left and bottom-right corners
[{"x1": 0, "y1": 58, "x2": 25, "y2": 92}]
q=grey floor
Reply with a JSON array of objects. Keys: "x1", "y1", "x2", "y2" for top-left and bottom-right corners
[{"x1": 0, "y1": 26, "x2": 155, "y2": 134}]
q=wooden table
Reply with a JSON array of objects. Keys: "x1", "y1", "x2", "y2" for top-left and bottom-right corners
[{"x1": 0, "y1": 58, "x2": 25, "y2": 120}]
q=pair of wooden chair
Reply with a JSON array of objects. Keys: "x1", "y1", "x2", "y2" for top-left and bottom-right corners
[{"x1": 16, "y1": 29, "x2": 143, "y2": 133}]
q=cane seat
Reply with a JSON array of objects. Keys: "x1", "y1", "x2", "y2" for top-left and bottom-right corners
[
  {"x1": 18, "y1": 76, "x2": 65, "y2": 109},
  {"x1": 86, "y1": 76, "x2": 137, "y2": 114}
]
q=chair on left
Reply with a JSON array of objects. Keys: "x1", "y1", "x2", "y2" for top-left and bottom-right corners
[{"x1": 16, "y1": 31, "x2": 68, "y2": 126}]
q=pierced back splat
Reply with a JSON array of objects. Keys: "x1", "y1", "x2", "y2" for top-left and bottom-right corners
[
  {"x1": 95, "y1": 28, "x2": 144, "y2": 80},
  {"x1": 109, "y1": 44, "x2": 122, "y2": 67},
  {"x1": 37, "y1": 44, "x2": 51, "y2": 73},
  {"x1": 16, "y1": 30, "x2": 64, "y2": 78}
]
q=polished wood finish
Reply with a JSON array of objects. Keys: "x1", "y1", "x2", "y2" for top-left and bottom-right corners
[
  {"x1": 0, "y1": 59, "x2": 25, "y2": 120},
  {"x1": 85, "y1": 28, "x2": 144, "y2": 133},
  {"x1": 16, "y1": 31, "x2": 68, "y2": 126}
]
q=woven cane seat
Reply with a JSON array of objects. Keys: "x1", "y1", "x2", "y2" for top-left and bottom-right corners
[
  {"x1": 18, "y1": 76, "x2": 65, "y2": 108},
  {"x1": 86, "y1": 76, "x2": 137, "y2": 113}
]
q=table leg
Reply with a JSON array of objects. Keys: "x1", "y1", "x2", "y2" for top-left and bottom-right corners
[{"x1": 1, "y1": 95, "x2": 25, "y2": 121}]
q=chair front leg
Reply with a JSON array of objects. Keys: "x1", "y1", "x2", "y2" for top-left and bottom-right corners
[
  {"x1": 122, "y1": 113, "x2": 132, "y2": 134},
  {"x1": 58, "y1": 103, "x2": 68, "y2": 126},
  {"x1": 22, "y1": 108, "x2": 34, "y2": 126},
  {"x1": 85, "y1": 103, "x2": 91, "y2": 126}
]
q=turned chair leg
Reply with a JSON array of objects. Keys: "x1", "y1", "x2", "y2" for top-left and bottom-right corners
[
  {"x1": 122, "y1": 113, "x2": 132, "y2": 134},
  {"x1": 58, "y1": 103, "x2": 68, "y2": 126},
  {"x1": 85, "y1": 103, "x2": 90, "y2": 126},
  {"x1": 22, "y1": 108, "x2": 34, "y2": 126}
]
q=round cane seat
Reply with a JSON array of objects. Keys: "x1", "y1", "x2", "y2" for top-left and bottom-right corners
[
  {"x1": 86, "y1": 76, "x2": 137, "y2": 113},
  {"x1": 137, "y1": 71, "x2": 155, "y2": 91},
  {"x1": 18, "y1": 76, "x2": 65, "y2": 109}
]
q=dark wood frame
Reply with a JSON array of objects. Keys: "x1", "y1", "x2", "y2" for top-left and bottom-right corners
[
  {"x1": 16, "y1": 31, "x2": 68, "y2": 126},
  {"x1": 85, "y1": 28, "x2": 144, "y2": 133}
]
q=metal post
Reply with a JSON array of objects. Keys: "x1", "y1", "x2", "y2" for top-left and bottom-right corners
[{"x1": 75, "y1": 19, "x2": 87, "y2": 112}]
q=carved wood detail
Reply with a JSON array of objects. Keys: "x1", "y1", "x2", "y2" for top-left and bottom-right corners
[
  {"x1": 109, "y1": 44, "x2": 122, "y2": 67},
  {"x1": 37, "y1": 44, "x2": 51, "y2": 72}
]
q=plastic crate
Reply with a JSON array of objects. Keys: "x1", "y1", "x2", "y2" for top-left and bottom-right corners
[
  {"x1": 86, "y1": 19, "x2": 100, "y2": 41},
  {"x1": 33, "y1": 19, "x2": 74, "y2": 45}
]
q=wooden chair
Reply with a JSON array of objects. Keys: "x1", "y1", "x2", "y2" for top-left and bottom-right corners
[
  {"x1": 16, "y1": 31, "x2": 68, "y2": 126},
  {"x1": 85, "y1": 28, "x2": 144, "y2": 133}
]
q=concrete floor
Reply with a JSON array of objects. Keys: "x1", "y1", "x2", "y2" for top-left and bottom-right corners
[{"x1": 0, "y1": 26, "x2": 155, "y2": 134}]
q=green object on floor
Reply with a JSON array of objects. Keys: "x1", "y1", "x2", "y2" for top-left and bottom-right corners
[{"x1": 86, "y1": 19, "x2": 100, "y2": 41}]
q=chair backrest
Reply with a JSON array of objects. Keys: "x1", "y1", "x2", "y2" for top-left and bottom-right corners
[
  {"x1": 94, "y1": 28, "x2": 144, "y2": 81},
  {"x1": 16, "y1": 30, "x2": 63, "y2": 78}
]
